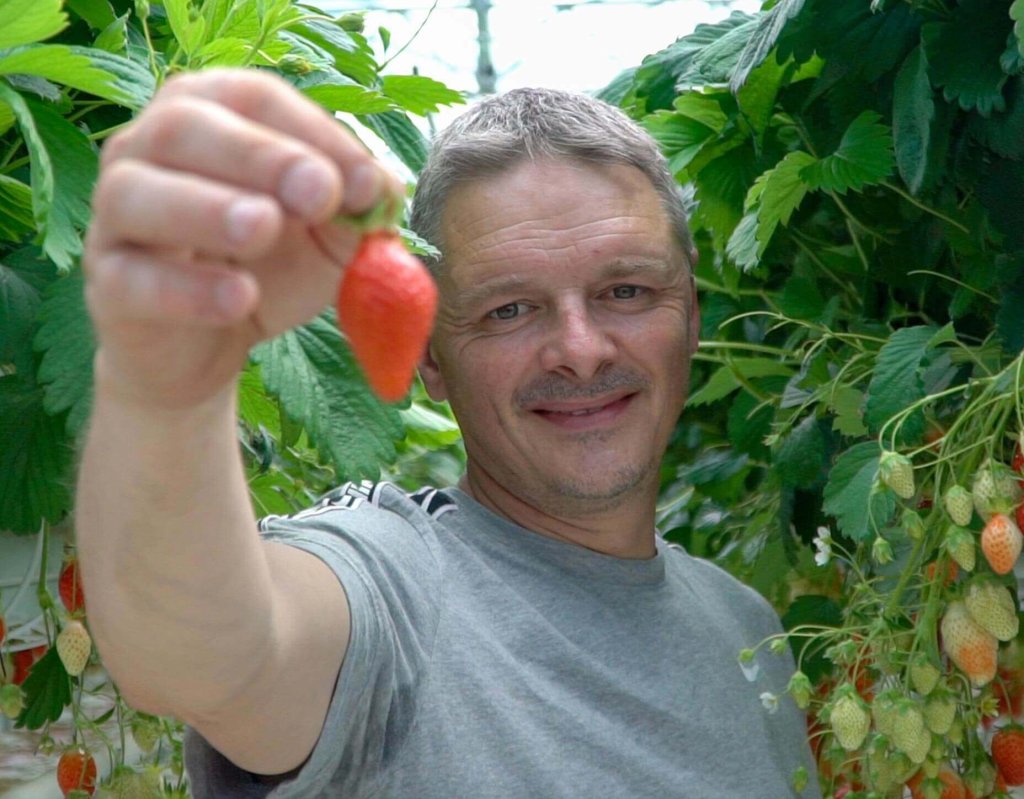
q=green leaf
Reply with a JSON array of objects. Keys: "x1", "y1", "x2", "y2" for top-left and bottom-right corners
[
  {"x1": 193, "y1": 37, "x2": 251, "y2": 67},
  {"x1": 781, "y1": 594, "x2": 842, "y2": 683},
  {"x1": 0, "y1": 374, "x2": 72, "y2": 533},
  {"x1": 692, "y1": 146, "x2": 759, "y2": 251},
  {"x1": 627, "y1": 12, "x2": 755, "y2": 112},
  {"x1": 730, "y1": 0, "x2": 807, "y2": 91},
  {"x1": 774, "y1": 414, "x2": 826, "y2": 488},
  {"x1": 400, "y1": 400, "x2": 461, "y2": 448},
  {"x1": 359, "y1": 111, "x2": 428, "y2": 174},
  {"x1": 34, "y1": 267, "x2": 95, "y2": 437},
  {"x1": 23, "y1": 97, "x2": 98, "y2": 271},
  {"x1": 829, "y1": 386, "x2": 867, "y2": 438},
  {"x1": 14, "y1": 645, "x2": 71, "y2": 729},
  {"x1": 301, "y1": 78, "x2": 393, "y2": 115},
  {"x1": 380, "y1": 75, "x2": 463, "y2": 117},
  {"x1": 923, "y1": 0, "x2": 1011, "y2": 116},
  {"x1": 687, "y1": 358, "x2": 794, "y2": 407},
  {"x1": 801, "y1": 111, "x2": 894, "y2": 194},
  {"x1": 94, "y1": 12, "x2": 129, "y2": 53},
  {"x1": 893, "y1": 45, "x2": 935, "y2": 196},
  {"x1": 595, "y1": 67, "x2": 636, "y2": 106},
  {"x1": 823, "y1": 441, "x2": 896, "y2": 543},
  {"x1": 641, "y1": 111, "x2": 716, "y2": 177},
  {"x1": 163, "y1": 0, "x2": 206, "y2": 56},
  {"x1": 726, "y1": 385, "x2": 774, "y2": 458},
  {"x1": 752, "y1": 149, "x2": 816, "y2": 253},
  {"x1": 67, "y1": 0, "x2": 116, "y2": 29},
  {"x1": 398, "y1": 226, "x2": 440, "y2": 260},
  {"x1": 0, "y1": 174, "x2": 34, "y2": 241},
  {"x1": 0, "y1": 45, "x2": 154, "y2": 108},
  {"x1": 864, "y1": 325, "x2": 937, "y2": 443},
  {"x1": 0, "y1": 247, "x2": 57, "y2": 375},
  {"x1": 736, "y1": 49, "x2": 788, "y2": 138},
  {"x1": 725, "y1": 209, "x2": 759, "y2": 271},
  {"x1": 251, "y1": 311, "x2": 404, "y2": 480},
  {"x1": 0, "y1": 83, "x2": 54, "y2": 256},
  {"x1": 0, "y1": 0, "x2": 67, "y2": 50},
  {"x1": 290, "y1": 19, "x2": 378, "y2": 87},
  {"x1": 995, "y1": 253, "x2": 1024, "y2": 354},
  {"x1": 777, "y1": 275, "x2": 824, "y2": 321},
  {"x1": 238, "y1": 362, "x2": 282, "y2": 439}
]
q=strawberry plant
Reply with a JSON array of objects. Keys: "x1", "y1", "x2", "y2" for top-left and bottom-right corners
[
  {"x1": 607, "y1": 0, "x2": 1024, "y2": 794},
  {"x1": 0, "y1": 0, "x2": 463, "y2": 795}
]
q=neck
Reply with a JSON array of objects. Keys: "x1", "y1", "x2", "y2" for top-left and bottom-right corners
[{"x1": 458, "y1": 467, "x2": 658, "y2": 559}]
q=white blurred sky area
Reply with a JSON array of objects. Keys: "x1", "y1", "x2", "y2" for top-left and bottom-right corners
[{"x1": 320, "y1": 0, "x2": 761, "y2": 142}]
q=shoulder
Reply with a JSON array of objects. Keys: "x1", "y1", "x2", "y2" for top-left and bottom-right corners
[
  {"x1": 257, "y1": 480, "x2": 458, "y2": 532},
  {"x1": 663, "y1": 541, "x2": 783, "y2": 635}
]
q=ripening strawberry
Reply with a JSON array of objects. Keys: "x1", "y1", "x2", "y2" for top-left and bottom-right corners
[
  {"x1": 56, "y1": 746, "x2": 97, "y2": 797},
  {"x1": 830, "y1": 691, "x2": 870, "y2": 751},
  {"x1": 941, "y1": 600, "x2": 998, "y2": 686},
  {"x1": 0, "y1": 683, "x2": 25, "y2": 719},
  {"x1": 880, "y1": 451, "x2": 915, "y2": 499},
  {"x1": 907, "y1": 764, "x2": 966, "y2": 799},
  {"x1": 1014, "y1": 438, "x2": 1024, "y2": 485},
  {"x1": 56, "y1": 620, "x2": 91, "y2": 677},
  {"x1": 944, "y1": 485, "x2": 974, "y2": 526},
  {"x1": 0, "y1": 613, "x2": 5, "y2": 645},
  {"x1": 337, "y1": 231, "x2": 438, "y2": 403},
  {"x1": 981, "y1": 513, "x2": 1023, "y2": 575},
  {"x1": 992, "y1": 725, "x2": 1024, "y2": 786},
  {"x1": 59, "y1": 557, "x2": 85, "y2": 616},
  {"x1": 11, "y1": 644, "x2": 46, "y2": 685},
  {"x1": 965, "y1": 579, "x2": 1020, "y2": 641}
]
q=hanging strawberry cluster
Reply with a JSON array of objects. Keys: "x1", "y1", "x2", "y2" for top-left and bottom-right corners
[{"x1": 752, "y1": 355, "x2": 1024, "y2": 799}]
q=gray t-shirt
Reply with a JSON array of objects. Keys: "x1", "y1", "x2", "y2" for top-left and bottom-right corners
[{"x1": 185, "y1": 481, "x2": 819, "y2": 798}]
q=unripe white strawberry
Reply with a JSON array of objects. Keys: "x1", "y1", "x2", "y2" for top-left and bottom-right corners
[
  {"x1": 972, "y1": 460, "x2": 1022, "y2": 518},
  {"x1": 923, "y1": 691, "x2": 957, "y2": 734},
  {"x1": 56, "y1": 620, "x2": 91, "y2": 677},
  {"x1": 0, "y1": 683, "x2": 25, "y2": 718},
  {"x1": 944, "y1": 485, "x2": 974, "y2": 526},
  {"x1": 830, "y1": 689, "x2": 870, "y2": 751},
  {"x1": 892, "y1": 700, "x2": 929, "y2": 763},
  {"x1": 880, "y1": 451, "x2": 915, "y2": 499},
  {"x1": 909, "y1": 654, "x2": 941, "y2": 696},
  {"x1": 945, "y1": 525, "x2": 976, "y2": 572},
  {"x1": 941, "y1": 600, "x2": 998, "y2": 686},
  {"x1": 965, "y1": 579, "x2": 1019, "y2": 641}
]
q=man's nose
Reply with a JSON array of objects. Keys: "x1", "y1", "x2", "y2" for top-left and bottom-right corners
[{"x1": 538, "y1": 302, "x2": 617, "y2": 381}]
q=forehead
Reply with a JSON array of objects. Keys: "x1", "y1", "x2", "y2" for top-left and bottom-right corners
[{"x1": 436, "y1": 158, "x2": 680, "y2": 294}]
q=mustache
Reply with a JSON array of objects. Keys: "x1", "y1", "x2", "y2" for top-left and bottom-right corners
[{"x1": 514, "y1": 368, "x2": 649, "y2": 407}]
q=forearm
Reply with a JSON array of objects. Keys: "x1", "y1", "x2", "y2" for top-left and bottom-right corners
[{"x1": 75, "y1": 360, "x2": 275, "y2": 722}]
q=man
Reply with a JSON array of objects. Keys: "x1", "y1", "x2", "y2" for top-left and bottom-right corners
[{"x1": 77, "y1": 70, "x2": 818, "y2": 798}]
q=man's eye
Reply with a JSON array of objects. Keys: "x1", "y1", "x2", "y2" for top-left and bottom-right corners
[
  {"x1": 488, "y1": 302, "x2": 526, "y2": 320},
  {"x1": 611, "y1": 285, "x2": 643, "y2": 300}
]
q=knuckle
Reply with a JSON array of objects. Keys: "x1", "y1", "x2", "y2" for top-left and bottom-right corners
[
  {"x1": 138, "y1": 98, "x2": 194, "y2": 155},
  {"x1": 92, "y1": 159, "x2": 141, "y2": 220}
]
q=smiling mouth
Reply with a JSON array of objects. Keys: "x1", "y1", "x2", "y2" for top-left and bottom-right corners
[{"x1": 532, "y1": 393, "x2": 636, "y2": 421}]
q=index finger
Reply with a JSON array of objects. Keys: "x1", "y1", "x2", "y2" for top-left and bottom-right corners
[{"x1": 156, "y1": 69, "x2": 403, "y2": 215}]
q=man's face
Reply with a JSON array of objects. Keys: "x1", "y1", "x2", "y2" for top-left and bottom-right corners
[{"x1": 419, "y1": 158, "x2": 699, "y2": 516}]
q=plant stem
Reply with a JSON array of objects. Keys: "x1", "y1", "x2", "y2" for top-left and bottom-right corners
[{"x1": 882, "y1": 181, "x2": 970, "y2": 233}]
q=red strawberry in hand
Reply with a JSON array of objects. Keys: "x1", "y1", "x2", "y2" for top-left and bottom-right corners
[{"x1": 337, "y1": 231, "x2": 438, "y2": 403}]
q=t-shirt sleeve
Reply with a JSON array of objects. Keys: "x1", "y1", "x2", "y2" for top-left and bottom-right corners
[{"x1": 184, "y1": 482, "x2": 444, "y2": 799}]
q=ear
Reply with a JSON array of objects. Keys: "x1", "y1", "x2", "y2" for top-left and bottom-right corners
[{"x1": 418, "y1": 341, "x2": 449, "y2": 402}]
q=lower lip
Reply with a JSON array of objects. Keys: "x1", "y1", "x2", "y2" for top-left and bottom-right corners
[{"x1": 533, "y1": 395, "x2": 635, "y2": 430}]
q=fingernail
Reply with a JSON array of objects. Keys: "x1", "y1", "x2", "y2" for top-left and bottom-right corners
[
  {"x1": 226, "y1": 197, "x2": 271, "y2": 244},
  {"x1": 346, "y1": 163, "x2": 380, "y2": 212},
  {"x1": 279, "y1": 158, "x2": 334, "y2": 218}
]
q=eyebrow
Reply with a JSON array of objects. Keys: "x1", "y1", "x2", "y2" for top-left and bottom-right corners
[{"x1": 451, "y1": 258, "x2": 677, "y2": 310}]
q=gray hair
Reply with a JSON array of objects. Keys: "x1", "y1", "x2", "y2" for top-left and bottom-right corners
[{"x1": 409, "y1": 87, "x2": 695, "y2": 273}]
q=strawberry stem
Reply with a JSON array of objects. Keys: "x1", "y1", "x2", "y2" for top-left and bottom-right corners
[{"x1": 334, "y1": 193, "x2": 404, "y2": 235}]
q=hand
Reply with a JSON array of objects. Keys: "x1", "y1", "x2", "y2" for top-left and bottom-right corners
[{"x1": 83, "y1": 69, "x2": 404, "y2": 411}]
